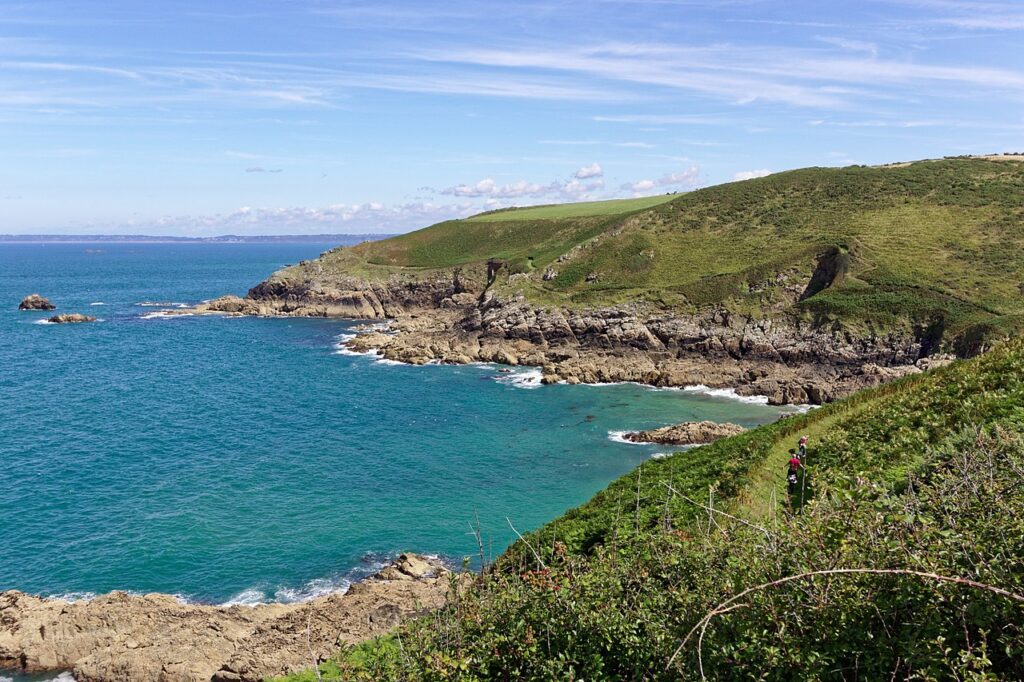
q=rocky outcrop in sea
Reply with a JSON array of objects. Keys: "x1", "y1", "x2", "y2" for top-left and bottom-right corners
[
  {"x1": 47, "y1": 313, "x2": 97, "y2": 324},
  {"x1": 19, "y1": 294, "x2": 56, "y2": 311},
  {"x1": 624, "y1": 420, "x2": 747, "y2": 445}
]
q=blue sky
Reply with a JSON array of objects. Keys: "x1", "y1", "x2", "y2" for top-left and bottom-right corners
[{"x1": 1, "y1": 0, "x2": 1022, "y2": 235}]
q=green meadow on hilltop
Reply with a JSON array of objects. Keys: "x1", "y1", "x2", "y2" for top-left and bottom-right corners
[
  {"x1": 280, "y1": 332, "x2": 1024, "y2": 682},
  {"x1": 290, "y1": 157, "x2": 1024, "y2": 353}
]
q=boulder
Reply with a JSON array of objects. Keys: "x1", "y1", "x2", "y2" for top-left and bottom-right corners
[
  {"x1": 625, "y1": 420, "x2": 747, "y2": 445},
  {"x1": 47, "y1": 313, "x2": 96, "y2": 324},
  {"x1": 19, "y1": 294, "x2": 55, "y2": 311}
]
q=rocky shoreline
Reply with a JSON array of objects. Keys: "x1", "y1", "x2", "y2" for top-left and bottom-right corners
[
  {"x1": 177, "y1": 260, "x2": 954, "y2": 405},
  {"x1": 0, "y1": 554, "x2": 455, "y2": 682}
]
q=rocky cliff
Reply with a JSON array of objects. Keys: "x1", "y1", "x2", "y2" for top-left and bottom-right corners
[{"x1": 224, "y1": 261, "x2": 949, "y2": 405}]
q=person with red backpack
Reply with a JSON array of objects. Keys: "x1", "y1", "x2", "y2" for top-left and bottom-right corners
[{"x1": 787, "y1": 448, "x2": 803, "y2": 495}]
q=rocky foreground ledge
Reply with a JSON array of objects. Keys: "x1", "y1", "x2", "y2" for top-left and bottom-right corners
[{"x1": 0, "y1": 554, "x2": 453, "y2": 682}]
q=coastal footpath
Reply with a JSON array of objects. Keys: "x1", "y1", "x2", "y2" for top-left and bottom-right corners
[{"x1": 0, "y1": 555, "x2": 453, "y2": 682}]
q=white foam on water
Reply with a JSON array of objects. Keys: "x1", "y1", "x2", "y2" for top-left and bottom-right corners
[
  {"x1": 136, "y1": 301, "x2": 187, "y2": 308},
  {"x1": 374, "y1": 357, "x2": 406, "y2": 366},
  {"x1": 607, "y1": 430, "x2": 641, "y2": 445},
  {"x1": 274, "y1": 576, "x2": 352, "y2": 604},
  {"x1": 32, "y1": 319, "x2": 55, "y2": 325},
  {"x1": 0, "y1": 675, "x2": 12, "y2": 682},
  {"x1": 494, "y1": 367, "x2": 544, "y2": 389},
  {"x1": 681, "y1": 384, "x2": 770, "y2": 405},
  {"x1": 140, "y1": 311, "x2": 192, "y2": 320},
  {"x1": 89, "y1": 301, "x2": 105, "y2": 306},
  {"x1": 221, "y1": 574, "x2": 355, "y2": 607},
  {"x1": 52, "y1": 591, "x2": 97, "y2": 602}
]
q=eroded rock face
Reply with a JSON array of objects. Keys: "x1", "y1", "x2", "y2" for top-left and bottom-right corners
[
  {"x1": 199, "y1": 262, "x2": 954, "y2": 405},
  {"x1": 19, "y1": 294, "x2": 56, "y2": 310},
  {"x1": 624, "y1": 420, "x2": 747, "y2": 445},
  {"x1": 47, "y1": 313, "x2": 96, "y2": 324},
  {"x1": 0, "y1": 555, "x2": 454, "y2": 682}
]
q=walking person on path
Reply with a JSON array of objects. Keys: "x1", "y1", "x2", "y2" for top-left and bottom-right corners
[{"x1": 787, "y1": 448, "x2": 803, "y2": 497}]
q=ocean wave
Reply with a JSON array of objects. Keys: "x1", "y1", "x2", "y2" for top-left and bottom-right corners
[
  {"x1": 607, "y1": 430, "x2": 641, "y2": 445},
  {"x1": 221, "y1": 555, "x2": 395, "y2": 606},
  {"x1": 89, "y1": 301, "x2": 106, "y2": 306},
  {"x1": 136, "y1": 301, "x2": 188, "y2": 308},
  {"x1": 681, "y1": 384, "x2": 770, "y2": 405},
  {"x1": 52, "y1": 591, "x2": 97, "y2": 603},
  {"x1": 494, "y1": 367, "x2": 544, "y2": 389},
  {"x1": 140, "y1": 311, "x2": 192, "y2": 320},
  {"x1": 32, "y1": 319, "x2": 55, "y2": 325}
]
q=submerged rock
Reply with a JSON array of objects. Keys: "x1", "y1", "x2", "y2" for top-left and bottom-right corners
[
  {"x1": 625, "y1": 420, "x2": 747, "y2": 445},
  {"x1": 19, "y1": 294, "x2": 55, "y2": 311},
  {"x1": 47, "y1": 313, "x2": 97, "y2": 324}
]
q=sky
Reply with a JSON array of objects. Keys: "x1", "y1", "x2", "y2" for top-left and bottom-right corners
[{"x1": 1, "y1": 0, "x2": 1022, "y2": 235}]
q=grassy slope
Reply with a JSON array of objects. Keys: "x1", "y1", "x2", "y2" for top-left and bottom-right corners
[
  {"x1": 280, "y1": 336, "x2": 1024, "y2": 681},
  {"x1": 290, "y1": 157, "x2": 1024, "y2": 350}
]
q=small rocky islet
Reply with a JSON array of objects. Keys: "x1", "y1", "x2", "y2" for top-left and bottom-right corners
[
  {"x1": 18, "y1": 294, "x2": 56, "y2": 311},
  {"x1": 624, "y1": 420, "x2": 747, "y2": 445}
]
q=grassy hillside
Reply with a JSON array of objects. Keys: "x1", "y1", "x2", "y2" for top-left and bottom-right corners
[
  {"x1": 279, "y1": 335, "x2": 1024, "y2": 681},
  {"x1": 292, "y1": 157, "x2": 1024, "y2": 352}
]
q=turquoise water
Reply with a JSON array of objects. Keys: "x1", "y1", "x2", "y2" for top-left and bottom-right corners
[{"x1": 0, "y1": 243, "x2": 795, "y2": 606}]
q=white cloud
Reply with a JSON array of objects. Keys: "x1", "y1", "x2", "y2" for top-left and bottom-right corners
[
  {"x1": 440, "y1": 172, "x2": 605, "y2": 201},
  {"x1": 620, "y1": 166, "x2": 701, "y2": 195},
  {"x1": 139, "y1": 201, "x2": 482, "y2": 236},
  {"x1": 732, "y1": 169, "x2": 772, "y2": 181}
]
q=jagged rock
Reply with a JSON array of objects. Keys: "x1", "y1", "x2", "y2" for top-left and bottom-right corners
[
  {"x1": 19, "y1": 294, "x2": 55, "y2": 310},
  {"x1": 0, "y1": 555, "x2": 453, "y2": 682},
  {"x1": 47, "y1": 313, "x2": 96, "y2": 324},
  {"x1": 625, "y1": 421, "x2": 747, "y2": 445}
]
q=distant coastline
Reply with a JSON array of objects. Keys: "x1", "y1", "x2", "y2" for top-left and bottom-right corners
[{"x1": 0, "y1": 233, "x2": 396, "y2": 244}]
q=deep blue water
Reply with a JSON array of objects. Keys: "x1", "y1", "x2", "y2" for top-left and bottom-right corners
[{"x1": 0, "y1": 243, "x2": 795, "y2": 606}]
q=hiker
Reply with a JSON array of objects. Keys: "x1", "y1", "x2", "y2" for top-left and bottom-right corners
[
  {"x1": 798, "y1": 435, "x2": 809, "y2": 459},
  {"x1": 787, "y1": 448, "x2": 803, "y2": 495}
]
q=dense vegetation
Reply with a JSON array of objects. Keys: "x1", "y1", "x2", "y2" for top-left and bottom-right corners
[
  {"x1": 279, "y1": 336, "x2": 1024, "y2": 681},
  {"x1": 288, "y1": 157, "x2": 1024, "y2": 353}
]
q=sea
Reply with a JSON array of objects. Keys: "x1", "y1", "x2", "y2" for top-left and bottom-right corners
[{"x1": 0, "y1": 242, "x2": 797, "y2": 622}]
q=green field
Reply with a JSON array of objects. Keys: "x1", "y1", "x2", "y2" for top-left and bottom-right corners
[
  {"x1": 280, "y1": 157, "x2": 1024, "y2": 351},
  {"x1": 465, "y1": 195, "x2": 678, "y2": 222},
  {"x1": 279, "y1": 336, "x2": 1024, "y2": 681}
]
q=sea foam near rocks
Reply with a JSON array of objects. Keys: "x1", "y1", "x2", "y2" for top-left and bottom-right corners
[
  {"x1": 495, "y1": 367, "x2": 544, "y2": 389},
  {"x1": 681, "y1": 384, "x2": 771, "y2": 405},
  {"x1": 140, "y1": 311, "x2": 192, "y2": 320},
  {"x1": 607, "y1": 430, "x2": 643, "y2": 445}
]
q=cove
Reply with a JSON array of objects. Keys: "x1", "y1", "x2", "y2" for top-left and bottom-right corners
[{"x1": 0, "y1": 243, "x2": 796, "y2": 605}]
